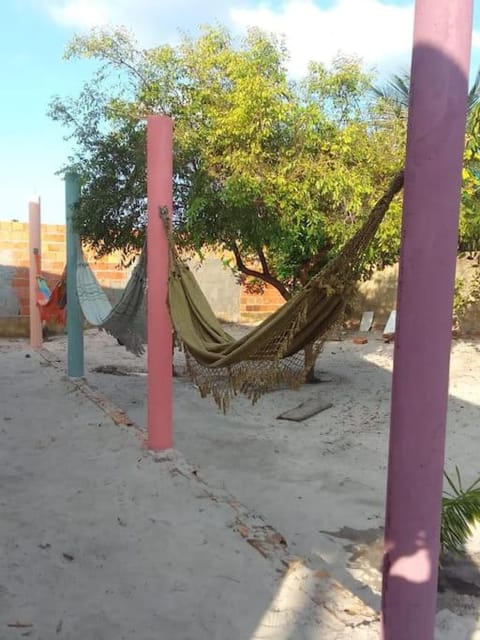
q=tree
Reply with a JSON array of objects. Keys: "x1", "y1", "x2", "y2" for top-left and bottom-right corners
[
  {"x1": 49, "y1": 25, "x2": 405, "y2": 301},
  {"x1": 372, "y1": 70, "x2": 480, "y2": 253}
]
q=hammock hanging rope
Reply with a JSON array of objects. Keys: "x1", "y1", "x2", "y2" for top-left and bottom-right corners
[{"x1": 167, "y1": 171, "x2": 404, "y2": 409}]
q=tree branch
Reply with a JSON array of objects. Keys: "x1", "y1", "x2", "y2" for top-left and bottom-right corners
[
  {"x1": 231, "y1": 243, "x2": 291, "y2": 300},
  {"x1": 257, "y1": 247, "x2": 271, "y2": 277},
  {"x1": 297, "y1": 245, "x2": 332, "y2": 285}
]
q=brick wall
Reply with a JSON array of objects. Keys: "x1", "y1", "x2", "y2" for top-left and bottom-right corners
[
  {"x1": 3, "y1": 220, "x2": 479, "y2": 335},
  {"x1": 240, "y1": 283, "x2": 285, "y2": 323},
  {"x1": 0, "y1": 220, "x2": 130, "y2": 335},
  {"x1": 0, "y1": 223, "x2": 284, "y2": 332}
]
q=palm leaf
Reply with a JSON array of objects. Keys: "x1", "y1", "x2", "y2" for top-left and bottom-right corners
[
  {"x1": 371, "y1": 71, "x2": 410, "y2": 116},
  {"x1": 373, "y1": 68, "x2": 480, "y2": 120},
  {"x1": 441, "y1": 466, "x2": 480, "y2": 556},
  {"x1": 468, "y1": 68, "x2": 480, "y2": 112}
]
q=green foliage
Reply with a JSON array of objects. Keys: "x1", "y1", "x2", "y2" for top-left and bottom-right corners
[
  {"x1": 441, "y1": 467, "x2": 480, "y2": 556},
  {"x1": 373, "y1": 70, "x2": 480, "y2": 253},
  {"x1": 453, "y1": 262, "x2": 480, "y2": 329},
  {"x1": 50, "y1": 25, "x2": 404, "y2": 297}
]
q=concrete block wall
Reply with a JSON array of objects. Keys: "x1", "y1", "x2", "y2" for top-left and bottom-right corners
[
  {"x1": 355, "y1": 259, "x2": 480, "y2": 334},
  {"x1": 188, "y1": 256, "x2": 241, "y2": 323},
  {"x1": 188, "y1": 254, "x2": 287, "y2": 324}
]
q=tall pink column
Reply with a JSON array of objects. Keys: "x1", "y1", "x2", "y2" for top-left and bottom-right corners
[
  {"x1": 381, "y1": 2, "x2": 473, "y2": 639},
  {"x1": 28, "y1": 197, "x2": 42, "y2": 349},
  {"x1": 147, "y1": 115, "x2": 173, "y2": 450}
]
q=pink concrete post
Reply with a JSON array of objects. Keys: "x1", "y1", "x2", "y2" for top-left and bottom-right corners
[
  {"x1": 147, "y1": 115, "x2": 173, "y2": 450},
  {"x1": 381, "y1": 2, "x2": 473, "y2": 639},
  {"x1": 28, "y1": 197, "x2": 42, "y2": 348}
]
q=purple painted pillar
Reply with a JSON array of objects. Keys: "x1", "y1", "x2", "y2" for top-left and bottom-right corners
[{"x1": 381, "y1": 2, "x2": 473, "y2": 639}]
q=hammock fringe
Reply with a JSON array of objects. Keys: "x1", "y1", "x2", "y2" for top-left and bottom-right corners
[{"x1": 167, "y1": 171, "x2": 404, "y2": 409}]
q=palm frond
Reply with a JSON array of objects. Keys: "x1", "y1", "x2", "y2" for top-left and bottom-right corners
[
  {"x1": 373, "y1": 67, "x2": 480, "y2": 120},
  {"x1": 441, "y1": 466, "x2": 480, "y2": 556},
  {"x1": 468, "y1": 69, "x2": 480, "y2": 112},
  {"x1": 371, "y1": 71, "x2": 410, "y2": 112}
]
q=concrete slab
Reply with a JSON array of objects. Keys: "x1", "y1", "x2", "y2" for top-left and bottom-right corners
[
  {"x1": 383, "y1": 310, "x2": 396, "y2": 336},
  {"x1": 277, "y1": 397, "x2": 333, "y2": 421},
  {"x1": 359, "y1": 311, "x2": 374, "y2": 333}
]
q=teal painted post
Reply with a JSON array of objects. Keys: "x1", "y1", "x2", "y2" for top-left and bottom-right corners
[{"x1": 65, "y1": 173, "x2": 84, "y2": 378}]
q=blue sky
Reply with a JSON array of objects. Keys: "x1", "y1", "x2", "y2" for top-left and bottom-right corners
[{"x1": 2, "y1": 0, "x2": 480, "y2": 224}]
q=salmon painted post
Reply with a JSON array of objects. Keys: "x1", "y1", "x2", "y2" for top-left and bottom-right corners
[
  {"x1": 146, "y1": 115, "x2": 173, "y2": 450},
  {"x1": 28, "y1": 197, "x2": 42, "y2": 348},
  {"x1": 65, "y1": 173, "x2": 84, "y2": 378},
  {"x1": 381, "y1": 1, "x2": 473, "y2": 639}
]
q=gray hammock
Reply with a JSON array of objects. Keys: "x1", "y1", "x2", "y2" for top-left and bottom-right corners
[{"x1": 76, "y1": 247, "x2": 147, "y2": 356}]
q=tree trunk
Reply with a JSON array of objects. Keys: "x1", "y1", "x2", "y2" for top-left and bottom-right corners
[{"x1": 304, "y1": 342, "x2": 321, "y2": 384}]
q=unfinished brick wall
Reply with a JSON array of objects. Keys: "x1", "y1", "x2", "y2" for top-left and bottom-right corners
[
  {"x1": 0, "y1": 221, "x2": 130, "y2": 335},
  {"x1": 4, "y1": 220, "x2": 477, "y2": 335},
  {"x1": 240, "y1": 283, "x2": 284, "y2": 323},
  {"x1": 0, "y1": 224, "x2": 286, "y2": 332}
]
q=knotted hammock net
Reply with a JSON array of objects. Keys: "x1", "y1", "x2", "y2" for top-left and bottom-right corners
[{"x1": 167, "y1": 172, "x2": 404, "y2": 410}]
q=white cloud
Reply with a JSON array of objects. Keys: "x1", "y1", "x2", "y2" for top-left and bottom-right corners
[
  {"x1": 49, "y1": 0, "x2": 110, "y2": 28},
  {"x1": 472, "y1": 30, "x2": 480, "y2": 49},
  {"x1": 46, "y1": 0, "x2": 417, "y2": 75},
  {"x1": 231, "y1": 0, "x2": 415, "y2": 76},
  {"x1": 41, "y1": 0, "x2": 234, "y2": 44},
  {"x1": 38, "y1": 0, "x2": 480, "y2": 77}
]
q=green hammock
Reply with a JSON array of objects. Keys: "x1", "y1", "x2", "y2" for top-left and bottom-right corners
[{"x1": 168, "y1": 172, "x2": 404, "y2": 409}]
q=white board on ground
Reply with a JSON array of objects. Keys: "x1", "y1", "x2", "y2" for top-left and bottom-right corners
[
  {"x1": 359, "y1": 311, "x2": 374, "y2": 332},
  {"x1": 383, "y1": 310, "x2": 397, "y2": 335}
]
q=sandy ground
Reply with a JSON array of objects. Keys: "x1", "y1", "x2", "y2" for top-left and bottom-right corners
[{"x1": 2, "y1": 327, "x2": 480, "y2": 639}]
